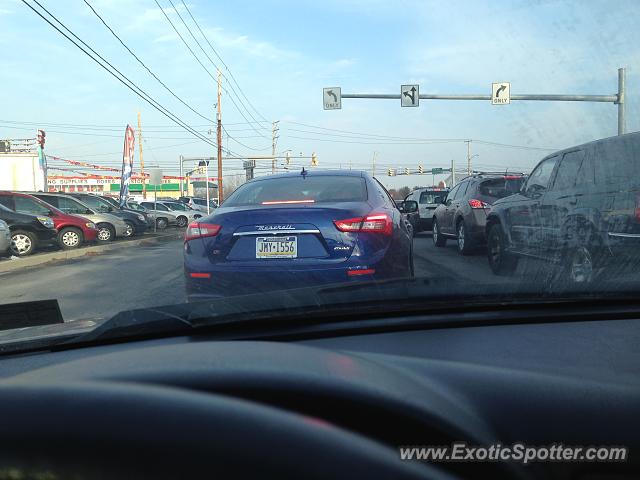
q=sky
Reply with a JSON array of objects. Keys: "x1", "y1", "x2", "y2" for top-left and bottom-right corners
[{"x1": 1, "y1": 0, "x2": 639, "y2": 189}]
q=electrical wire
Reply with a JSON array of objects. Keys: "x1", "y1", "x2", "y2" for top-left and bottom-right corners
[
  {"x1": 82, "y1": 0, "x2": 214, "y2": 124},
  {"x1": 20, "y1": 0, "x2": 217, "y2": 150},
  {"x1": 179, "y1": 0, "x2": 268, "y2": 123},
  {"x1": 153, "y1": 0, "x2": 269, "y2": 141}
]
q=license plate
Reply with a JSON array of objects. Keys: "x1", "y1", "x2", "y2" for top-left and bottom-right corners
[{"x1": 256, "y1": 236, "x2": 297, "y2": 259}]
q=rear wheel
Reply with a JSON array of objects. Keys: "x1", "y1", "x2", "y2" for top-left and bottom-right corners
[
  {"x1": 156, "y1": 218, "x2": 168, "y2": 230},
  {"x1": 10, "y1": 230, "x2": 36, "y2": 256},
  {"x1": 176, "y1": 216, "x2": 188, "y2": 228},
  {"x1": 487, "y1": 223, "x2": 518, "y2": 275},
  {"x1": 58, "y1": 227, "x2": 83, "y2": 250},
  {"x1": 562, "y1": 226, "x2": 602, "y2": 285},
  {"x1": 97, "y1": 224, "x2": 115, "y2": 242},
  {"x1": 432, "y1": 219, "x2": 446, "y2": 247},
  {"x1": 456, "y1": 220, "x2": 474, "y2": 256}
]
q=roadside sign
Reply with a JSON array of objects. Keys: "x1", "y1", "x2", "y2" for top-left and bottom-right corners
[
  {"x1": 491, "y1": 82, "x2": 511, "y2": 105},
  {"x1": 148, "y1": 168, "x2": 163, "y2": 186},
  {"x1": 323, "y1": 87, "x2": 341, "y2": 110},
  {"x1": 431, "y1": 168, "x2": 444, "y2": 174},
  {"x1": 401, "y1": 84, "x2": 419, "y2": 107}
]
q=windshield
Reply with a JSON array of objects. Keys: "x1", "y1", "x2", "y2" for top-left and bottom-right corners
[{"x1": 1, "y1": 0, "x2": 639, "y2": 348}]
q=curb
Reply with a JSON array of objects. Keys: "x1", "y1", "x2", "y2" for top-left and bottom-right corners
[{"x1": 0, "y1": 231, "x2": 184, "y2": 274}]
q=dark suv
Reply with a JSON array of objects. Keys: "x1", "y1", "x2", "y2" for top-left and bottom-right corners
[
  {"x1": 432, "y1": 174, "x2": 525, "y2": 254},
  {"x1": 485, "y1": 132, "x2": 640, "y2": 284}
]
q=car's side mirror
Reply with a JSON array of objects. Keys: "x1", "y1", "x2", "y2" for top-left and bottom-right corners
[
  {"x1": 402, "y1": 200, "x2": 418, "y2": 213},
  {"x1": 47, "y1": 210, "x2": 55, "y2": 217},
  {"x1": 85, "y1": 209, "x2": 93, "y2": 215}
]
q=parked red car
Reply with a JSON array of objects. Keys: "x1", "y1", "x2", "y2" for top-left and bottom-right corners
[{"x1": 0, "y1": 192, "x2": 98, "y2": 249}]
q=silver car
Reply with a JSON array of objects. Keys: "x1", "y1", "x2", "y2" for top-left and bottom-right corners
[
  {"x1": 31, "y1": 193, "x2": 129, "y2": 242},
  {"x1": 156, "y1": 201, "x2": 203, "y2": 227},
  {"x1": 0, "y1": 219, "x2": 10, "y2": 255},
  {"x1": 133, "y1": 201, "x2": 178, "y2": 230}
]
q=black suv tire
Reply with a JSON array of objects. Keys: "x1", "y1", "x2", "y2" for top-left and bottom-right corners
[
  {"x1": 487, "y1": 223, "x2": 518, "y2": 275},
  {"x1": 456, "y1": 219, "x2": 474, "y2": 256},
  {"x1": 432, "y1": 219, "x2": 446, "y2": 247}
]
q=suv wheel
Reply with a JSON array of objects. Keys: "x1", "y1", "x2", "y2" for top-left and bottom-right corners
[
  {"x1": 97, "y1": 224, "x2": 115, "y2": 242},
  {"x1": 487, "y1": 223, "x2": 518, "y2": 275},
  {"x1": 456, "y1": 220, "x2": 474, "y2": 256},
  {"x1": 432, "y1": 219, "x2": 446, "y2": 247},
  {"x1": 58, "y1": 227, "x2": 83, "y2": 250},
  {"x1": 10, "y1": 230, "x2": 36, "y2": 256}
]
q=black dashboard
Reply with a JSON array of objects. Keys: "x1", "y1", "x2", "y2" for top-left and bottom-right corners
[{"x1": 0, "y1": 315, "x2": 638, "y2": 479}]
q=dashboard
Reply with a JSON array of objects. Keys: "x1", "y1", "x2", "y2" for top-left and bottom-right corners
[{"x1": 0, "y1": 315, "x2": 638, "y2": 479}]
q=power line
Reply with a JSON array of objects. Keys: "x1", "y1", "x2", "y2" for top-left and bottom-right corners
[
  {"x1": 82, "y1": 0, "x2": 214, "y2": 124},
  {"x1": 153, "y1": 0, "x2": 269, "y2": 141},
  {"x1": 222, "y1": 125, "x2": 270, "y2": 151},
  {"x1": 166, "y1": 0, "x2": 264, "y2": 130},
  {"x1": 179, "y1": 0, "x2": 268, "y2": 123},
  {"x1": 20, "y1": 0, "x2": 217, "y2": 150}
]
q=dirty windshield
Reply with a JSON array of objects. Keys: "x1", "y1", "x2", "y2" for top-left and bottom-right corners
[{"x1": 0, "y1": 0, "x2": 639, "y2": 337}]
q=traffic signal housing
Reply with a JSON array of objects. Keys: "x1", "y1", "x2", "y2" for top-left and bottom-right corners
[{"x1": 418, "y1": 165, "x2": 424, "y2": 174}]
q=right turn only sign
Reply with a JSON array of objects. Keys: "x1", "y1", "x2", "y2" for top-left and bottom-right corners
[{"x1": 492, "y1": 82, "x2": 511, "y2": 105}]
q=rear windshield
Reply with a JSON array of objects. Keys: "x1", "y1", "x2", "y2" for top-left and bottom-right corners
[
  {"x1": 419, "y1": 191, "x2": 448, "y2": 204},
  {"x1": 478, "y1": 177, "x2": 525, "y2": 199},
  {"x1": 594, "y1": 136, "x2": 640, "y2": 186},
  {"x1": 224, "y1": 176, "x2": 368, "y2": 206}
]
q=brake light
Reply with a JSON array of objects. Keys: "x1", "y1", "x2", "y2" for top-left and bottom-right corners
[
  {"x1": 261, "y1": 199, "x2": 315, "y2": 205},
  {"x1": 347, "y1": 268, "x2": 376, "y2": 276},
  {"x1": 185, "y1": 222, "x2": 221, "y2": 242},
  {"x1": 504, "y1": 175, "x2": 522, "y2": 180},
  {"x1": 468, "y1": 199, "x2": 490, "y2": 209},
  {"x1": 334, "y1": 212, "x2": 393, "y2": 235},
  {"x1": 635, "y1": 193, "x2": 640, "y2": 223}
]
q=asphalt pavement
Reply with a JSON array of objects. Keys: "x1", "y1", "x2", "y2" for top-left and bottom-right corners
[
  {"x1": 0, "y1": 239, "x2": 185, "y2": 323},
  {"x1": 1, "y1": 232, "x2": 635, "y2": 325}
]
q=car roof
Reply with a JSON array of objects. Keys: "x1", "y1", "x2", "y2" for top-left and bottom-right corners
[
  {"x1": 245, "y1": 169, "x2": 368, "y2": 185},
  {"x1": 540, "y1": 130, "x2": 640, "y2": 160}
]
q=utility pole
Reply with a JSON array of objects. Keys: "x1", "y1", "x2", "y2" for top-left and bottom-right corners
[
  {"x1": 137, "y1": 112, "x2": 145, "y2": 199},
  {"x1": 372, "y1": 151, "x2": 377, "y2": 177},
  {"x1": 217, "y1": 69, "x2": 223, "y2": 205},
  {"x1": 465, "y1": 140, "x2": 472, "y2": 175},
  {"x1": 271, "y1": 121, "x2": 279, "y2": 174},
  {"x1": 451, "y1": 158, "x2": 456, "y2": 186}
]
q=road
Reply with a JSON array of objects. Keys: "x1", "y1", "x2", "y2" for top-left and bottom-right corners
[
  {"x1": 0, "y1": 233, "x2": 633, "y2": 323},
  {"x1": 0, "y1": 240, "x2": 185, "y2": 322}
]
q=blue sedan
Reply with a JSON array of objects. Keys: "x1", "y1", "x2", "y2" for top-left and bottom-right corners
[{"x1": 184, "y1": 170, "x2": 414, "y2": 301}]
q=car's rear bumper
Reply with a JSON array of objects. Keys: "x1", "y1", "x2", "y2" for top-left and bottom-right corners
[
  {"x1": 83, "y1": 228, "x2": 98, "y2": 242},
  {"x1": 113, "y1": 223, "x2": 129, "y2": 237},
  {"x1": 184, "y1": 258, "x2": 404, "y2": 300}
]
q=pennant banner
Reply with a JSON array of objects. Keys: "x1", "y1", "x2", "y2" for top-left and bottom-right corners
[{"x1": 119, "y1": 125, "x2": 135, "y2": 206}]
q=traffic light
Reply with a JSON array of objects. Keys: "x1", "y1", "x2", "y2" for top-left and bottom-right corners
[
  {"x1": 405, "y1": 167, "x2": 410, "y2": 175},
  {"x1": 418, "y1": 165, "x2": 424, "y2": 174},
  {"x1": 387, "y1": 168, "x2": 394, "y2": 176},
  {"x1": 311, "y1": 152, "x2": 318, "y2": 167},
  {"x1": 37, "y1": 129, "x2": 46, "y2": 149}
]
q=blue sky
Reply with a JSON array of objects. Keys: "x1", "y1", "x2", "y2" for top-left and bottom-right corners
[{"x1": 1, "y1": 0, "x2": 639, "y2": 188}]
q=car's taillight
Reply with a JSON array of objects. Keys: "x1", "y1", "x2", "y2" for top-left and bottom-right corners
[
  {"x1": 468, "y1": 199, "x2": 490, "y2": 209},
  {"x1": 334, "y1": 212, "x2": 393, "y2": 235},
  {"x1": 185, "y1": 222, "x2": 221, "y2": 242},
  {"x1": 635, "y1": 193, "x2": 640, "y2": 223}
]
